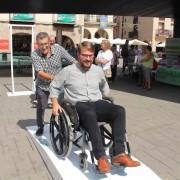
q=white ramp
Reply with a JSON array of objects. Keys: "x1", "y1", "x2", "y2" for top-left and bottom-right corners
[{"x1": 27, "y1": 125, "x2": 161, "y2": 180}]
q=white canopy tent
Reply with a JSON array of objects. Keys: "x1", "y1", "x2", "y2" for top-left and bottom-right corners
[
  {"x1": 81, "y1": 38, "x2": 148, "y2": 46},
  {"x1": 156, "y1": 42, "x2": 166, "y2": 47},
  {"x1": 81, "y1": 37, "x2": 107, "y2": 44},
  {"x1": 129, "y1": 39, "x2": 148, "y2": 46},
  {"x1": 111, "y1": 38, "x2": 126, "y2": 45},
  {"x1": 7, "y1": 24, "x2": 35, "y2": 97}
]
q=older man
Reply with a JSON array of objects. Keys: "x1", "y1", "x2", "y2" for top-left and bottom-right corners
[
  {"x1": 50, "y1": 41, "x2": 140, "y2": 174},
  {"x1": 31, "y1": 32, "x2": 76, "y2": 136}
]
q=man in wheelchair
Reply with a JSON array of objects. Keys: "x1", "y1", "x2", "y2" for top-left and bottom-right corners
[{"x1": 50, "y1": 41, "x2": 140, "y2": 174}]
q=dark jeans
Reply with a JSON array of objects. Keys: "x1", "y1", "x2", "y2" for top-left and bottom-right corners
[
  {"x1": 75, "y1": 100, "x2": 126, "y2": 160},
  {"x1": 111, "y1": 65, "x2": 117, "y2": 82},
  {"x1": 136, "y1": 64, "x2": 143, "y2": 85},
  {"x1": 36, "y1": 86, "x2": 49, "y2": 128},
  {"x1": 122, "y1": 57, "x2": 129, "y2": 73}
]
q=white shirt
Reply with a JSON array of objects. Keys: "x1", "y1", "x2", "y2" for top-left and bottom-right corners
[{"x1": 97, "y1": 49, "x2": 113, "y2": 70}]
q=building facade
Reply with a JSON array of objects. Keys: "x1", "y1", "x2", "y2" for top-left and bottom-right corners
[
  {"x1": 0, "y1": 13, "x2": 85, "y2": 55},
  {"x1": 0, "y1": 14, "x2": 115, "y2": 56},
  {"x1": 83, "y1": 15, "x2": 115, "y2": 40},
  {"x1": 113, "y1": 16, "x2": 174, "y2": 51}
]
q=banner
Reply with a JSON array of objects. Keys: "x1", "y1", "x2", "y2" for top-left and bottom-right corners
[
  {"x1": 100, "y1": 15, "x2": 108, "y2": 29},
  {"x1": 57, "y1": 14, "x2": 75, "y2": 24},
  {"x1": 0, "y1": 40, "x2": 9, "y2": 50},
  {"x1": 12, "y1": 14, "x2": 34, "y2": 21}
]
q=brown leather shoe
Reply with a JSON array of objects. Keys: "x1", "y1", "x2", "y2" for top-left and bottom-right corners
[
  {"x1": 98, "y1": 156, "x2": 111, "y2": 173},
  {"x1": 112, "y1": 154, "x2": 141, "y2": 167}
]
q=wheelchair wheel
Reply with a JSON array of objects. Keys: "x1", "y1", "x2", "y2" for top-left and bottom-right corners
[
  {"x1": 79, "y1": 153, "x2": 88, "y2": 171},
  {"x1": 50, "y1": 110, "x2": 72, "y2": 158},
  {"x1": 100, "y1": 125, "x2": 113, "y2": 150}
]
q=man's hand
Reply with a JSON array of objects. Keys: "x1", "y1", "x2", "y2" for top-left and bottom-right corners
[{"x1": 51, "y1": 98, "x2": 63, "y2": 116}]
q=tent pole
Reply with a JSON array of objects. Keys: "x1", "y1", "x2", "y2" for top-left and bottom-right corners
[
  {"x1": 31, "y1": 26, "x2": 36, "y2": 93},
  {"x1": 9, "y1": 25, "x2": 15, "y2": 94}
]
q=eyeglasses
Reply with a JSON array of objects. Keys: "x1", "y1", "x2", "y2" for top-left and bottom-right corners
[
  {"x1": 80, "y1": 54, "x2": 94, "y2": 59},
  {"x1": 39, "y1": 42, "x2": 49, "y2": 48}
]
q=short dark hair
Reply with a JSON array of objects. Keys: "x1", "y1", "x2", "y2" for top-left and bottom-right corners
[
  {"x1": 78, "y1": 41, "x2": 94, "y2": 53},
  {"x1": 36, "y1": 32, "x2": 49, "y2": 41},
  {"x1": 146, "y1": 45, "x2": 152, "y2": 52}
]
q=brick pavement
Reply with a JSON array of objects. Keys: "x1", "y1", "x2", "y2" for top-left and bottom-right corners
[{"x1": 0, "y1": 74, "x2": 180, "y2": 180}]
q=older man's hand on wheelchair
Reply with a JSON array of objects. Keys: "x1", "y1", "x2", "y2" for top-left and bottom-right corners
[{"x1": 51, "y1": 98, "x2": 63, "y2": 116}]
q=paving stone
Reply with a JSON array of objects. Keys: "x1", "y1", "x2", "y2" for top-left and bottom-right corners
[{"x1": 1, "y1": 75, "x2": 180, "y2": 179}]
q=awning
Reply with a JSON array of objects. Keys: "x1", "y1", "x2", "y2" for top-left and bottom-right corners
[
  {"x1": 129, "y1": 39, "x2": 148, "y2": 46},
  {"x1": 156, "y1": 42, "x2": 166, "y2": 47}
]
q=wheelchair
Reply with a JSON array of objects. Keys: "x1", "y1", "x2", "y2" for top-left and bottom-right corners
[{"x1": 49, "y1": 97, "x2": 131, "y2": 172}]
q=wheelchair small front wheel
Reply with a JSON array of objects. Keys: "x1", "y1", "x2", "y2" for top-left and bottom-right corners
[{"x1": 79, "y1": 153, "x2": 88, "y2": 171}]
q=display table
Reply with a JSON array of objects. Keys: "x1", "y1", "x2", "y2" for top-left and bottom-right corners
[
  {"x1": 0, "y1": 56, "x2": 32, "y2": 67},
  {"x1": 156, "y1": 66, "x2": 180, "y2": 86}
]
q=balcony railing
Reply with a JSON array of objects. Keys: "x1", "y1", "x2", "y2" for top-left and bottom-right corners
[{"x1": 84, "y1": 15, "x2": 114, "y2": 25}]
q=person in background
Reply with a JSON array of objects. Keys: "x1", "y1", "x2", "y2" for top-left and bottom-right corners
[
  {"x1": 173, "y1": 55, "x2": 180, "y2": 67},
  {"x1": 111, "y1": 44, "x2": 120, "y2": 82},
  {"x1": 158, "y1": 54, "x2": 167, "y2": 66},
  {"x1": 141, "y1": 46, "x2": 154, "y2": 90},
  {"x1": 50, "y1": 41, "x2": 140, "y2": 174},
  {"x1": 136, "y1": 46, "x2": 146, "y2": 86},
  {"x1": 95, "y1": 40, "x2": 113, "y2": 81},
  {"x1": 49, "y1": 35, "x2": 56, "y2": 45},
  {"x1": 128, "y1": 45, "x2": 136, "y2": 75},
  {"x1": 31, "y1": 32, "x2": 76, "y2": 136},
  {"x1": 121, "y1": 40, "x2": 129, "y2": 74}
]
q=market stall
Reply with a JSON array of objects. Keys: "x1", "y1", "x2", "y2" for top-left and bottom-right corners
[{"x1": 156, "y1": 66, "x2": 180, "y2": 86}]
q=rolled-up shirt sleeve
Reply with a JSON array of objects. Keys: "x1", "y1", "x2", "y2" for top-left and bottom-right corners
[
  {"x1": 50, "y1": 68, "x2": 67, "y2": 98},
  {"x1": 99, "y1": 68, "x2": 110, "y2": 95}
]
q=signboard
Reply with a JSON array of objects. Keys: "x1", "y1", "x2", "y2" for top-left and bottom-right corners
[
  {"x1": 0, "y1": 40, "x2": 9, "y2": 50},
  {"x1": 100, "y1": 15, "x2": 108, "y2": 29},
  {"x1": 57, "y1": 14, "x2": 75, "y2": 24},
  {"x1": 12, "y1": 14, "x2": 34, "y2": 21}
]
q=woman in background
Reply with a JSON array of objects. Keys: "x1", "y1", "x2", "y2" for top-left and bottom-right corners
[
  {"x1": 95, "y1": 40, "x2": 113, "y2": 82},
  {"x1": 141, "y1": 46, "x2": 154, "y2": 90}
]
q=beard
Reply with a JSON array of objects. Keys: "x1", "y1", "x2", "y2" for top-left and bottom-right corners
[{"x1": 80, "y1": 61, "x2": 92, "y2": 71}]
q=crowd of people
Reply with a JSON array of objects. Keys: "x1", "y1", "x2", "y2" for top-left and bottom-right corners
[{"x1": 31, "y1": 32, "x2": 141, "y2": 174}]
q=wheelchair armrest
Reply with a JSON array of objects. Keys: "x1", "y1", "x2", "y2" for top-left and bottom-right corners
[{"x1": 102, "y1": 96, "x2": 114, "y2": 103}]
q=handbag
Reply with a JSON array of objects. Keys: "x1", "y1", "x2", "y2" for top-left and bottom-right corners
[{"x1": 104, "y1": 69, "x2": 112, "y2": 78}]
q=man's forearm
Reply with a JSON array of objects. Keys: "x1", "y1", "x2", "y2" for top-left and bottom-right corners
[
  {"x1": 51, "y1": 97, "x2": 59, "y2": 106},
  {"x1": 38, "y1": 71, "x2": 54, "y2": 81}
]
